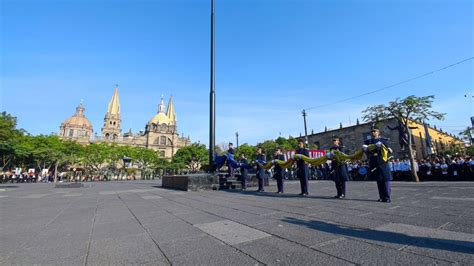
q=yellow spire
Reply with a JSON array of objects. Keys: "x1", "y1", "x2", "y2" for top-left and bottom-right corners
[
  {"x1": 166, "y1": 96, "x2": 177, "y2": 122},
  {"x1": 107, "y1": 85, "x2": 120, "y2": 115}
]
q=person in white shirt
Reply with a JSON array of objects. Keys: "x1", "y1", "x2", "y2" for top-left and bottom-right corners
[{"x1": 440, "y1": 159, "x2": 448, "y2": 176}]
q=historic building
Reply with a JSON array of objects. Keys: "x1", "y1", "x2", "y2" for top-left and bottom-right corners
[
  {"x1": 303, "y1": 118, "x2": 464, "y2": 160},
  {"x1": 101, "y1": 87, "x2": 121, "y2": 141},
  {"x1": 58, "y1": 85, "x2": 190, "y2": 159},
  {"x1": 58, "y1": 102, "x2": 94, "y2": 144}
]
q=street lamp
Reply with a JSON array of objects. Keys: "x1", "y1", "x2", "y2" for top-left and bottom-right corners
[
  {"x1": 302, "y1": 109, "x2": 309, "y2": 147},
  {"x1": 235, "y1": 132, "x2": 239, "y2": 152}
]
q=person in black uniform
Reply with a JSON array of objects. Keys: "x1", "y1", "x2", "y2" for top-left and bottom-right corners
[
  {"x1": 295, "y1": 140, "x2": 309, "y2": 196},
  {"x1": 329, "y1": 136, "x2": 349, "y2": 199},
  {"x1": 273, "y1": 147, "x2": 286, "y2": 193},
  {"x1": 239, "y1": 153, "x2": 249, "y2": 190},
  {"x1": 227, "y1": 143, "x2": 235, "y2": 178},
  {"x1": 364, "y1": 127, "x2": 393, "y2": 203},
  {"x1": 255, "y1": 147, "x2": 266, "y2": 192}
]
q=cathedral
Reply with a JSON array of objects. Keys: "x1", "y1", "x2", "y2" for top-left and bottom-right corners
[{"x1": 58, "y1": 85, "x2": 190, "y2": 159}]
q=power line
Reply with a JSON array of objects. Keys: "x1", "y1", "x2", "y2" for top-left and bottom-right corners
[{"x1": 305, "y1": 57, "x2": 474, "y2": 111}]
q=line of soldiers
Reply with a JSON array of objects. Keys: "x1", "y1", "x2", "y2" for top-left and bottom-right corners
[{"x1": 229, "y1": 127, "x2": 393, "y2": 203}]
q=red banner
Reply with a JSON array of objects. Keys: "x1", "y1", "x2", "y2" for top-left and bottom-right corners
[{"x1": 285, "y1": 150, "x2": 326, "y2": 160}]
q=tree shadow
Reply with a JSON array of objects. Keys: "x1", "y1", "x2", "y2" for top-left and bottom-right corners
[
  {"x1": 282, "y1": 217, "x2": 474, "y2": 254},
  {"x1": 223, "y1": 189, "x2": 377, "y2": 202}
]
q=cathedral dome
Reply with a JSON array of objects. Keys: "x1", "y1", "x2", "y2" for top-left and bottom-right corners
[
  {"x1": 62, "y1": 103, "x2": 93, "y2": 129},
  {"x1": 149, "y1": 112, "x2": 171, "y2": 125},
  {"x1": 149, "y1": 96, "x2": 175, "y2": 125}
]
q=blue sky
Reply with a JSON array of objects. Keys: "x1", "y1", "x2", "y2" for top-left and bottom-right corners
[{"x1": 1, "y1": 0, "x2": 473, "y2": 146}]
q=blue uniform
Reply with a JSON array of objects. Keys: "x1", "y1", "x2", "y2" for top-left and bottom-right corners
[
  {"x1": 330, "y1": 146, "x2": 349, "y2": 198},
  {"x1": 364, "y1": 137, "x2": 392, "y2": 202},
  {"x1": 239, "y1": 158, "x2": 249, "y2": 190},
  {"x1": 226, "y1": 148, "x2": 235, "y2": 177},
  {"x1": 256, "y1": 153, "x2": 266, "y2": 192},
  {"x1": 274, "y1": 154, "x2": 285, "y2": 193},
  {"x1": 295, "y1": 148, "x2": 309, "y2": 195}
]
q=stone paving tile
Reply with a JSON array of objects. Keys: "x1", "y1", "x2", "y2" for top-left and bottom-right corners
[
  {"x1": 87, "y1": 233, "x2": 170, "y2": 265},
  {"x1": 315, "y1": 238, "x2": 453, "y2": 265},
  {"x1": 254, "y1": 219, "x2": 343, "y2": 247},
  {"x1": 1, "y1": 180, "x2": 474, "y2": 265},
  {"x1": 159, "y1": 233, "x2": 225, "y2": 258},
  {"x1": 236, "y1": 236, "x2": 353, "y2": 265},
  {"x1": 195, "y1": 220, "x2": 270, "y2": 245},
  {"x1": 173, "y1": 210, "x2": 224, "y2": 225}
]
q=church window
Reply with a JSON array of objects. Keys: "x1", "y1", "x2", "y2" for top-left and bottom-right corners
[
  {"x1": 161, "y1": 124, "x2": 167, "y2": 132},
  {"x1": 113, "y1": 134, "x2": 118, "y2": 141},
  {"x1": 69, "y1": 129, "x2": 74, "y2": 137},
  {"x1": 160, "y1": 151, "x2": 165, "y2": 157},
  {"x1": 113, "y1": 121, "x2": 116, "y2": 126},
  {"x1": 105, "y1": 133, "x2": 110, "y2": 140},
  {"x1": 160, "y1": 136, "x2": 167, "y2": 145},
  {"x1": 77, "y1": 130, "x2": 82, "y2": 137},
  {"x1": 154, "y1": 138, "x2": 159, "y2": 144}
]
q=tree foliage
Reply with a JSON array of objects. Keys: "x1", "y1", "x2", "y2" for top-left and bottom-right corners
[
  {"x1": 172, "y1": 143, "x2": 208, "y2": 172},
  {"x1": 362, "y1": 95, "x2": 445, "y2": 182}
]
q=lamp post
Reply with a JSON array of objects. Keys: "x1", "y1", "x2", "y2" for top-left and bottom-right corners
[
  {"x1": 235, "y1": 132, "x2": 239, "y2": 152},
  {"x1": 209, "y1": 0, "x2": 216, "y2": 172},
  {"x1": 302, "y1": 109, "x2": 309, "y2": 147},
  {"x1": 470, "y1": 117, "x2": 474, "y2": 145}
]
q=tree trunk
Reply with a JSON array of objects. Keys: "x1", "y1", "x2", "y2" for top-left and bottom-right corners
[
  {"x1": 406, "y1": 125, "x2": 419, "y2": 182},
  {"x1": 54, "y1": 161, "x2": 59, "y2": 183}
]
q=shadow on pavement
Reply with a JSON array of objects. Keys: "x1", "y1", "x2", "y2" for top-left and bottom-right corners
[
  {"x1": 282, "y1": 217, "x2": 474, "y2": 254},
  {"x1": 223, "y1": 189, "x2": 377, "y2": 203}
]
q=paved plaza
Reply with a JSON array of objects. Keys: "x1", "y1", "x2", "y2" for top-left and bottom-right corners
[{"x1": 1, "y1": 180, "x2": 473, "y2": 265}]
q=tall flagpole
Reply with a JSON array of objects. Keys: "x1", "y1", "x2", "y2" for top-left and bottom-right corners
[{"x1": 209, "y1": 0, "x2": 216, "y2": 171}]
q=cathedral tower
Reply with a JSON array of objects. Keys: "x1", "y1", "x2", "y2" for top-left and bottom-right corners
[{"x1": 102, "y1": 85, "x2": 121, "y2": 141}]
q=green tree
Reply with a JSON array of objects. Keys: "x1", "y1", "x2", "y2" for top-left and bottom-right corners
[
  {"x1": 466, "y1": 145, "x2": 474, "y2": 156},
  {"x1": 235, "y1": 143, "x2": 257, "y2": 161},
  {"x1": 459, "y1": 126, "x2": 473, "y2": 145},
  {"x1": 0, "y1": 112, "x2": 27, "y2": 170},
  {"x1": 362, "y1": 95, "x2": 445, "y2": 182},
  {"x1": 172, "y1": 143, "x2": 208, "y2": 172},
  {"x1": 82, "y1": 143, "x2": 110, "y2": 176},
  {"x1": 59, "y1": 140, "x2": 85, "y2": 171},
  {"x1": 275, "y1": 136, "x2": 299, "y2": 151},
  {"x1": 132, "y1": 147, "x2": 160, "y2": 179},
  {"x1": 259, "y1": 140, "x2": 278, "y2": 159}
]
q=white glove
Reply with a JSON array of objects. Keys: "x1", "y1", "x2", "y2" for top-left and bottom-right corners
[
  {"x1": 376, "y1": 141, "x2": 382, "y2": 148},
  {"x1": 362, "y1": 145, "x2": 368, "y2": 151}
]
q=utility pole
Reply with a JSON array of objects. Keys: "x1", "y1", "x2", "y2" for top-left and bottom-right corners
[
  {"x1": 471, "y1": 117, "x2": 474, "y2": 145},
  {"x1": 209, "y1": 0, "x2": 216, "y2": 171},
  {"x1": 235, "y1": 132, "x2": 239, "y2": 152},
  {"x1": 302, "y1": 109, "x2": 309, "y2": 147}
]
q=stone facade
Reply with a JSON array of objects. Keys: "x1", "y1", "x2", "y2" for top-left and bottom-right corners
[
  {"x1": 101, "y1": 86, "x2": 121, "y2": 141},
  {"x1": 58, "y1": 103, "x2": 93, "y2": 144},
  {"x1": 305, "y1": 118, "x2": 464, "y2": 160},
  {"x1": 58, "y1": 86, "x2": 190, "y2": 159}
]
